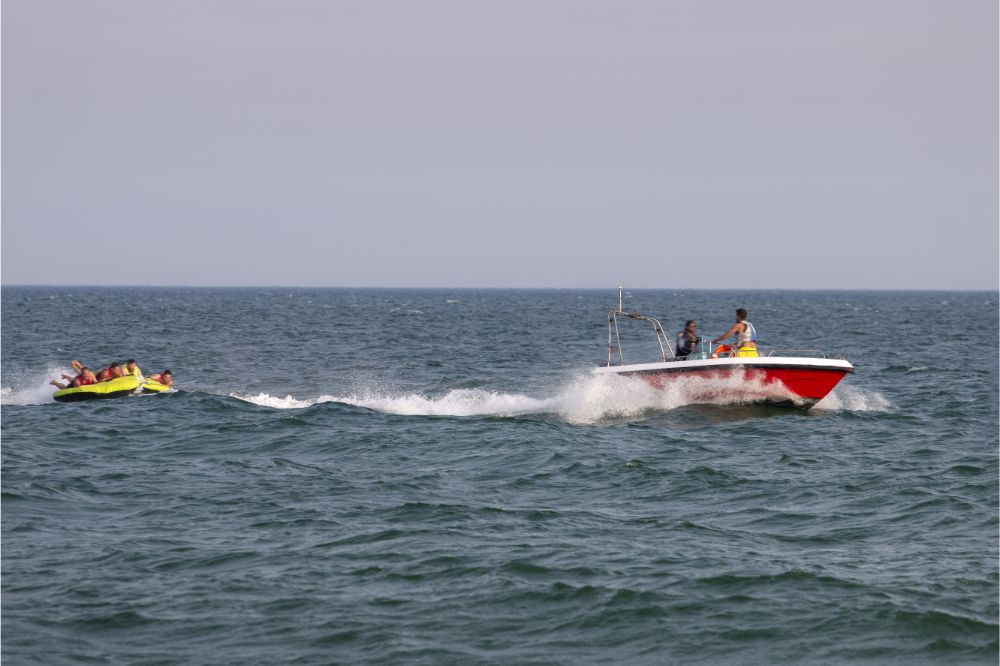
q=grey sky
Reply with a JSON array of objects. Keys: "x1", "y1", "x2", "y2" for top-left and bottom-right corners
[{"x1": 3, "y1": 1, "x2": 997, "y2": 289}]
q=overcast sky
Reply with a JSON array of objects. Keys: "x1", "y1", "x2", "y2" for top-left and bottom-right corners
[{"x1": 2, "y1": 1, "x2": 997, "y2": 289}]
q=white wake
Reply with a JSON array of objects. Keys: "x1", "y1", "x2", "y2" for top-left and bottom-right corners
[
  {"x1": 229, "y1": 373, "x2": 891, "y2": 424},
  {"x1": 0, "y1": 366, "x2": 75, "y2": 406},
  {"x1": 2, "y1": 366, "x2": 890, "y2": 420},
  {"x1": 813, "y1": 385, "x2": 892, "y2": 412}
]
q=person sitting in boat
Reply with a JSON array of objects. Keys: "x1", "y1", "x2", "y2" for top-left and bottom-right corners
[
  {"x1": 675, "y1": 320, "x2": 700, "y2": 359},
  {"x1": 711, "y1": 308, "x2": 758, "y2": 358},
  {"x1": 95, "y1": 362, "x2": 126, "y2": 382},
  {"x1": 123, "y1": 359, "x2": 142, "y2": 377},
  {"x1": 50, "y1": 366, "x2": 98, "y2": 389},
  {"x1": 147, "y1": 370, "x2": 173, "y2": 387}
]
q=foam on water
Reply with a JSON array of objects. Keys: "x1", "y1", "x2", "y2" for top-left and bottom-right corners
[
  {"x1": 228, "y1": 392, "x2": 315, "y2": 410},
  {"x1": 554, "y1": 371, "x2": 805, "y2": 424},
  {"x1": 813, "y1": 385, "x2": 892, "y2": 412},
  {"x1": 1, "y1": 366, "x2": 75, "y2": 406},
  {"x1": 327, "y1": 388, "x2": 556, "y2": 417},
  {"x1": 228, "y1": 372, "x2": 891, "y2": 423},
  {"x1": 7, "y1": 365, "x2": 891, "y2": 418},
  {"x1": 231, "y1": 388, "x2": 556, "y2": 416}
]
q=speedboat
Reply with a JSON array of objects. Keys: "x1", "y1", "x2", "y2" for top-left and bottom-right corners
[
  {"x1": 592, "y1": 289, "x2": 853, "y2": 409},
  {"x1": 52, "y1": 375, "x2": 172, "y2": 403}
]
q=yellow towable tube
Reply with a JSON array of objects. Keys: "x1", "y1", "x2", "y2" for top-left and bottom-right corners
[{"x1": 52, "y1": 376, "x2": 171, "y2": 403}]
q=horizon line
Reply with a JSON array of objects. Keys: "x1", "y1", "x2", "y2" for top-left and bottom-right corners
[{"x1": 2, "y1": 284, "x2": 998, "y2": 293}]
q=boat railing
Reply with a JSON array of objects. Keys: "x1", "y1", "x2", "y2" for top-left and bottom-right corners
[
  {"x1": 674, "y1": 340, "x2": 831, "y2": 361},
  {"x1": 607, "y1": 308, "x2": 673, "y2": 366},
  {"x1": 762, "y1": 348, "x2": 828, "y2": 358},
  {"x1": 603, "y1": 288, "x2": 837, "y2": 366}
]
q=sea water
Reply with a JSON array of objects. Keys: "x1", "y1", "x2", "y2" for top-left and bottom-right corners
[{"x1": 2, "y1": 287, "x2": 997, "y2": 664}]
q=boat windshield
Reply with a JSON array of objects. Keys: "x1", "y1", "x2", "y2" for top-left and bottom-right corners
[{"x1": 676, "y1": 339, "x2": 713, "y2": 360}]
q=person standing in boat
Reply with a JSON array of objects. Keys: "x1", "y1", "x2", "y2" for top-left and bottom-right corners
[
  {"x1": 675, "y1": 320, "x2": 700, "y2": 359},
  {"x1": 711, "y1": 308, "x2": 758, "y2": 358}
]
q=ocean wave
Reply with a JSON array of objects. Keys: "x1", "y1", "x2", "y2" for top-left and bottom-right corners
[
  {"x1": 883, "y1": 364, "x2": 931, "y2": 374},
  {"x1": 813, "y1": 386, "x2": 892, "y2": 412},
  {"x1": 227, "y1": 392, "x2": 316, "y2": 410}
]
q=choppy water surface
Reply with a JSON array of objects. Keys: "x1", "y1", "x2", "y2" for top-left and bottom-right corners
[{"x1": 2, "y1": 288, "x2": 997, "y2": 664}]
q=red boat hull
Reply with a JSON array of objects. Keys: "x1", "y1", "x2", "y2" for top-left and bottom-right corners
[
  {"x1": 643, "y1": 367, "x2": 847, "y2": 406},
  {"x1": 597, "y1": 359, "x2": 853, "y2": 409}
]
